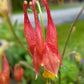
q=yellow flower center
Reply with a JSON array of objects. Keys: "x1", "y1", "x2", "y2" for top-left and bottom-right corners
[{"x1": 42, "y1": 69, "x2": 55, "y2": 79}]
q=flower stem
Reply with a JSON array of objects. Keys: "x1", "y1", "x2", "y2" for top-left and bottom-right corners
[
  {"x1": 58, "y1": 6, "x2": 84, "y2": 84},
  {"x1": 1, "y1": 14, "x2": 31, "y2": 56},
  {"x1": 18, "y1": 83, "x2": 21, "y2": 84},
  {"x1": 36, "y1": 1, "x2": 45, "y2": 42},
  {"x1": 6, "y1": 16, "x2": 31, "y2": 56},
  {"x1": 0, "y1": 55, "x2": 2, "y2": 71},
  {"x1": 62, "y1": 6, "x2": 84, "y2": 59},
  {"x1": 19, "y1": 61, "x2": 35, "y2": 71},
  {"x1": 46, "y1": 78, "x2": 49, "y2": 84}
]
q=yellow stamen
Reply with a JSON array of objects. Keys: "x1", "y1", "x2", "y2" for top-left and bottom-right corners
[
  {"x1": 29, "y1": 2, "x2": 32, "y2": 6},
  {"x1": 24, "y1": 1, "x2": 27, "y2": 5},
  {"x1": 42, "y1": 69, "x2": 55, "y2": 79},
  {"x1": 41, "y1": 64, "x2": 44, "y2": 66}
]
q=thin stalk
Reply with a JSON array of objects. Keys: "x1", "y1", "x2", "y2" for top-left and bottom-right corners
[
  {"x1": 36, "y1": 1, "x2": 45, "y2": 42},
  {"x1": 1, "y1": 14, "x2": 31, "y2": 56},
  {"x1": 19, "y1": 61, "x2": 35, "y2": 71},
  {"x1": 0, "y1": 55, "x2": 2, "y2": 71},
  {"x1": 46, "y1": 78, "x2": 49, "y2": 84},
  {"x1": 62, "y1": 6, "x2": 84, "y2": 59},
  {"x1": 18, "y1": 83, "x2": 21, "y2": 84},
  {"x1": 58, "y1": 64, "x2": 61, "y2": 84},
  {"x1": 6, "y1": 16, "x2": 31, "y2": 56},
  {"x1": 58, "y1": 6, "x2": 84, "y2": 84}
]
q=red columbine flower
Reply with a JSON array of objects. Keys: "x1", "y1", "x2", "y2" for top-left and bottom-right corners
[
  {"x1": 14, "y1": 64, "x2": 24, "y2": 83},
  {"x1": 24, "y1": 0, "x2": 63, "y2": 77},
  {"x1": 0, "y1": 54, "x2": 10, "y2": 84}
]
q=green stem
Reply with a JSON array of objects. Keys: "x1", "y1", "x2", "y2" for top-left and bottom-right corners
[
  {"x1": 58, "y1": 6, "x2": 84, "y2": 84},
  {"x1": 1, "y1": 15, "x2": 31, "y2": 56},
  {"x1": 6, "y1": 16, "x2": 31, "y2": 56},
  {"x1": 46, "y1": 78, "x2": 50, "y2": 84},
  {"x1": 58, "y1": 64, "x2": 61, "y2": 84},
  {"x1": 62, "y1": 6, "x2": 84, "y2": 59},
  {"x1": 19, "y1": 61, "x2": 35, "y2": 71},
  {"x1": 36, "y1": 1, "x2": 45, "y2": 42},
  {"x1": 46, "y1": 78, "x2": 48, "y2": 84},
  {"x1": 0, "y1": 55, "x2": 2, "y2": 71}
]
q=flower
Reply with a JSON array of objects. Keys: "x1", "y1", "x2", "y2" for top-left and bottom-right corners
[
  {"x1": 24, "y1": 0, "x2": 63, "y2": 77},
  {"x1": 14, "y1": 64, "x2": 24, "y2": 83},
  {"x1": 0, "y1": 54, "x2": 10, "y2": 84}
]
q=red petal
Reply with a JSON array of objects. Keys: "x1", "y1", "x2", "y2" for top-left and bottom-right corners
[
  {"x1": 24, "y1": 1, "x2": 36, "y2": 50},
  {"x1": 58, "y1": 51, "x2": 64, "y2": 67},
  {"x1": 42, "y1": 0, "x2": 58, "y2": 48},
  {"x1": 42, "y1": 0, "x2": 64, "y2": 67},
  {"x1": 14, "y1": 64, "x2": 24, "y2": 83},
  {"x1": 32, "y1": 48, "x2": 43, "y2": 76},
  {"x1": 0, "y1": 72, "x2": 3, "y2": 84},
  {"x1": 42, "y1": 44, "x2": 59, "y2": 75},
  {"x1": 2, "y1": 54, "x2": 10, "y2": 81},
  {"x1": 47, "y1": 43, "x2": 58, "y2": 54},
  {"x1": 47, "y1": 43, "x2": 64, "y2": 67},
  {"x1": 30, "y1": 0, "x2": 44, "y2": 54},
  {"x1": 0, "y1": 54, "x2": 10, "y2": 84}
]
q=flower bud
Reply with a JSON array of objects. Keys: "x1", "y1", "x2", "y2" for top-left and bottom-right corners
[
  {"x1": 14, "y1": 64, "x2": 24, "y2": 83},
  {"x1": 0, "y1": 54, "x2": 10, "y2": 84}
]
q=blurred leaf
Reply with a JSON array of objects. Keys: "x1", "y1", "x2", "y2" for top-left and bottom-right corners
[{"x1": 61, "y1": 57, "x2": 79, "y2": 83}]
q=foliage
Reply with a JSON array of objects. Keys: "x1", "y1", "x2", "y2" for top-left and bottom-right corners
[{"x1": 0, "y1": 20, "x2": 84, "y2": 83}]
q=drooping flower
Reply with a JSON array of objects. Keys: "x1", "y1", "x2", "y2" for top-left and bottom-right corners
[
  {"x1": 0, "y1": 54, "x2": 10, "y2": 84},
  {"x1": 14, "y1": 64, "x2": 24, "y2": 83},
  {"x1": 24, "y1": 0, "x2": 63, "y2": 77}
]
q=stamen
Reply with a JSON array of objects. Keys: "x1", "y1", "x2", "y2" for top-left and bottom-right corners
[
  {"x1": 24, "y1": 1, "x2": 27, "y2": 5},
  {"x1": 29, "y1": 2, "x2": 32, "y2": 6}
]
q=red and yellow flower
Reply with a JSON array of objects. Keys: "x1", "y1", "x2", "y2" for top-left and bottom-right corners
[{"x1": 24, "y1": 0, "x2": 64, "y2": 77}]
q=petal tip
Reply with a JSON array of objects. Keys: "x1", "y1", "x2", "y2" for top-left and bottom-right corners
[
  {"x1": 55, "y1": 74, "x2": 58, "y2": 78},
  {"x1": 41, "y1": 64, "x2": 44, "y2": 66},
  {"x1": 2, "y1": 53, "x2": 5, "y2": 58}
]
